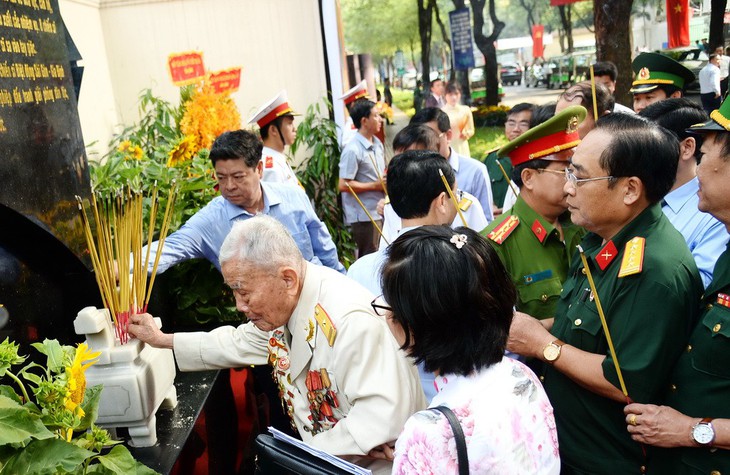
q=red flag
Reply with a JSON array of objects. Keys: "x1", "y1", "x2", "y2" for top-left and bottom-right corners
[
  {"x1": 666, "y1": 0, "x2": 690, "y2": 48},
  {"x1": 532, "y1": 25, "x2": 545, "y2": 59}
]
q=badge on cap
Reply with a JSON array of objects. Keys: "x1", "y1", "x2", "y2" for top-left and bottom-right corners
[{"x1": 638, "y1": 67, "x2": 651, "y2": 81}]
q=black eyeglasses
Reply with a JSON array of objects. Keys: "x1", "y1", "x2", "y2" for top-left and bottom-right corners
[{"x1": 371, "y1": 295, "x2": 392, "y2": 316}]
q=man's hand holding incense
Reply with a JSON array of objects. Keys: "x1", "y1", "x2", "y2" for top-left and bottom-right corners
[{"x1": 128, "y1": 312, "x2": 174, "y2": 349}]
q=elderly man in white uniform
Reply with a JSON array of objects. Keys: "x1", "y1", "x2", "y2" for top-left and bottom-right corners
[{"x1": 128, "y1": 215, "x2": 424, "y2": 466}]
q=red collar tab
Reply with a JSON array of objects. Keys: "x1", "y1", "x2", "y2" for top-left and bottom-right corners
[
  {"x1": 595, "y1": 240, "x2": 618, "y2": 271},
  {"x1": 531, "y1": 219, "x2": 548, "y2": 243}
]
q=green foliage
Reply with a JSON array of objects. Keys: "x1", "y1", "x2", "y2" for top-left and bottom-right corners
[
  {"x1": 472, "y1": 104, "x2": 510, "y2": 127},
  {"x1": 470, "y1": 125, "x2": 509, "y2": 160},
  {"x1": 391, "y1": 87, "x2": 416, "y2": 117},
  {"x1": 291, "y1": 100, "x2": 356, "y2": 267},
  {"x1": 0, "y1": 339, "x2": 158, "y2": 474},
  {"x1": 88, "y1": 89, "x2": 238, "y2": 325}
]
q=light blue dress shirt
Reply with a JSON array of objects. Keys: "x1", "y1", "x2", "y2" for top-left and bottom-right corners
[
  {"x1": 339, "y1": 133, "x2": 386, "y2": 224},
  {"x1": 663, "y1": 177, "x2": 729, "y2": 288},
  {"x1": 146, "y1": 181, "x2": 345, "y2": 274},
  {"x1": 448, "y1": 147, "x2": 494, "y2": 223},
  {"x1": 347, "y1": 226, "x2": 437, "y2": 402}
]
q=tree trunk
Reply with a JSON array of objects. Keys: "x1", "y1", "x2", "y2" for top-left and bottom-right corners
[
  {"x1": 418, "y1": 0, "x2": 433, "y2": 87},
  {"x1": 472, "y1": 0, "x2": 505, "y2": 106},
  {"x1": 594, "y1": 0, "x2": 634, "y2": 107},
  {"x1": 710, "y1": 0, "x2": 728, "y2": 51},
  {"x1": 559, "y1": 5, "x2": 574, "y2": 53}
]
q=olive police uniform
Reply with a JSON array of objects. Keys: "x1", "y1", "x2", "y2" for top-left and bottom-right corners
[
  {"x1": 173, "y1": 262, "x2": 426, "y2": 455},
  {"x1": 630, "y1": 52, "x2": 696, "y2": 94},
  {"x1": 485, "y1": 197, "x2": 584, "y2": 319},
  {"x1": 647, "y1": 100, "x2": 730, "y2": 475},
  {"x1": 483, "y1": 105, "x2": 587, "y2": 320},
  {"x1": 484, "y1": 150, "x2": 513, "y2": 210},
  {"x1": 544, "y1": 205, "x2": 703, "y2": 474}
]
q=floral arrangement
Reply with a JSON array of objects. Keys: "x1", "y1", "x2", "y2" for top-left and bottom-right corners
[
  {"x1": 0, "y1": 338, "x2": 158, "y2": 474},
  {"x1": 375, "y1": 101, "x2": 394, "y2": 124},
  {"x1": 472, "y1": 104, "x2": 511, "y2": 127},
  {"x1": 180, "y1": 80, "x2": 241, "y2": 151}
]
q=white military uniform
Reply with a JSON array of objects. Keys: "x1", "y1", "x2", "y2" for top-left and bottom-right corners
[
  {"x1": 173, "y1": 262, "x2": 425, "y2": 455},
  {"x1": 261, "y1": 146, "x2": 300, "y2": 187},
  {"x1": 378, "y1": 191, "x2": 489, "y2": 250}
]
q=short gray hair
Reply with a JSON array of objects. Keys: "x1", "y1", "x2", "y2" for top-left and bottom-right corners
[{"x1": 219, "y1": 215, "x2": 303, "y2": 271}]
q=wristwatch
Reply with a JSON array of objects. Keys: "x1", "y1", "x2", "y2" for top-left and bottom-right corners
[
  {"x1": 542, "y1": 339, "x2": 564, "y2": 364},
  {"x1": 691, "y1": 418, "x2": 715, "y2": 446}
]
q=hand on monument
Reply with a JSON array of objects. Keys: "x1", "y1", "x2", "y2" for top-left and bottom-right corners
[{"x1": 128, "y1": 312, "x2": 174, "y2": 349}]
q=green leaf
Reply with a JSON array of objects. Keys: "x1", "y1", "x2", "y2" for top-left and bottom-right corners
[
  {"x1": 78, "y1": 385, "x2": 103, "y2": 431},
  {"x1": 0, "y1": 437, "x2": 95, "y2": 474},
  {"x1": 0, "y1": 395, "x2": 54, "y2": 445},
  {"x1": 31, "y1": 340, "x2": 67, "y2": 373},
  {"x1": 95, "y1": 445, "x2": 160, "y2": 475}
]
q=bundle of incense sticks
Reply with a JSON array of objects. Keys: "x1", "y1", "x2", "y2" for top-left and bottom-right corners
[{"x1": 76, "y1": 182, "x2": 178, "y2": 344}]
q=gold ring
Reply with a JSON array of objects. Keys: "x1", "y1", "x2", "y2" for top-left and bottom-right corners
[{"x1": 629, "y1": 414, "x2": 637, "y2": 426}]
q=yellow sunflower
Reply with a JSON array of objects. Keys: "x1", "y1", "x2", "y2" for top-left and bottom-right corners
[
  {"x1": 167, "y1": 135, "x2": 197, "y2": 167},
  {"x1": 131, "y1": 146, "x2": 144, "y2": 160},
  {"x1": 64, "y1": 343, "x2": 101, "y2": 418},
  {"x1": 117, "y1": 140, "x2": 132, "y2": 153}
]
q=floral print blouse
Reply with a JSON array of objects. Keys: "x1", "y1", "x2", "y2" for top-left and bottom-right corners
[{"x1": 392, "y1": 357, "x2": 560, "y2": 474}]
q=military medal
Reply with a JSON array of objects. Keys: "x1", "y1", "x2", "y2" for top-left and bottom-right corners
[
  {"x1": 717, "y1": 293, "x2": 730, "y2": 309},
  {"x1": 267, "y1": 329, "x2": 297, "y2": 431},
  {"x1": 305, "y1": 368, "x2": 340, "y2": 435}
]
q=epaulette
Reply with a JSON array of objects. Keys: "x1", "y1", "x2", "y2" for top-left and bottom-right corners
[
  {"x1": 618, "y1": 237, "x2": 645, "y2": 277},
  {"x1": 487, "y1": 215, "x2": 520, "y2": 245},
  {"x1": 458, "y1": 196, "x2": 472, "y2": 211},
  {"x1": 314, "y1": 304, "x2": 337, "y2": 347}
]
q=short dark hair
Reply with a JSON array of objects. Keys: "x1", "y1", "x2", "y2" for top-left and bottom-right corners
[
  {"x1": 209, "y1": 129, "x2": 262, "y2": 168},
  {"x1": 638, "y1": 98, "x2": 708, "y2": 162},
  {"x1": 530, "y1": 103, "x2": 557, "y2": 127},
  {"x1": 429, "y1": 79, "x2": 443, "y2": 91},
  {"x1": 508, "y1": 102, "x2": 535, "y2": 117},
  {"x1": 560, "y1": 81, "x2": 615, "y2": 117},
  {"x1": 381, "y1": 226, "x2": 516, "y2": 376},
  {"x1": 392, "y1": 124, "x2": 440, "y2": 153},
  {"x1": 445, "y1": 82, "x2": 461, "y2": 95},
  {"x1": 259, "y1": 116, "x2": 289, "y2": 141},
  {"x1": 654, "y1": 84, "x2": 683, "y2": 97},
  {"x1": 511, "y1": 158, "x2": 553, "y2": 188},
  {"x1": 595, "y1": 113, "x2": 678, "y2": 203},
  {"x1": 592, "y1": 61, "x2": 618, "y2": 82},
  {"x1": 387, "y1": 150, "x2": 455, "y2": 219},
  {"x1": 350, "y1": 99, "x2": 376, "y2": 129},
  {"x1": 410, "y1": 107, "x2": 451, "y2": 133}
]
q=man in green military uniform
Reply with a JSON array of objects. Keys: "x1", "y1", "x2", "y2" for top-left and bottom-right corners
[
  {"x1": 507, "y1": 113, "x2": 703, "y2": 474},
  {"x1": 624, "y1": 96, "x2": 730, "y2": 474},
  {"x1": 631, "y1": 51, "x2": 696, "y2": 113},
  {"x1": 484, "y1": 103, "x2": 534, "y2": 214},
  {"x1": 483, "y1": 105, "x2": 587, "y2": 320}
]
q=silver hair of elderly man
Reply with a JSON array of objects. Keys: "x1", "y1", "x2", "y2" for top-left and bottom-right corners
[{"x1": 218, "y1": 215, "x2": 303, "y2": 271}]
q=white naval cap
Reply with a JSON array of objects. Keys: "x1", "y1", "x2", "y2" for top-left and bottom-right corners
[
  {"x1": 339, "y1": 80, "x2": 369, "y2": 105},
  {"x1": 248, "y1": 90, "x2": 299, "y2": 129}
]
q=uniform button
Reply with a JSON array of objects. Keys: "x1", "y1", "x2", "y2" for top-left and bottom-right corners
[
  {"x1": 541, "y1": 294, "x2": 549, "y2": 302},
  {"x1": 713, "y1": 323, "x2": 722, "y2": 333},
  {"x1": 670, "y1": 384, "x2": 677, "y2": 391},
  {"x1": 708, "y1": 304, "x2": 714, "y2": 310},
  {"x1": 686, "y1": 344, "x2": 692, "y2": 352},
  {"x1": 574, "y1": 318, "x2": 582, "y2": 326},
  {"x1": 581, "y1": 268, "x2": 587, "y2": 275},
  {"x1": 710, "y1": 471, "x2": 721, "y2": 475}
]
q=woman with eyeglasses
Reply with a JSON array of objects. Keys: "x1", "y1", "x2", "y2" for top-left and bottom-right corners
[{"x1": 381, "y1": 226, "x2": 560, "y2": 474}]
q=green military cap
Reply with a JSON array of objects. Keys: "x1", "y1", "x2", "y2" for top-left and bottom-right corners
[
  {"x1": 498, "y1": 105, "x2": 587, "y2": 166},
  {"x1": 630, "y1": 52, "x2": 695, "y2": 94},
  {"x1": 687, "y1": 94, "x2": 730, "y2": 133}
]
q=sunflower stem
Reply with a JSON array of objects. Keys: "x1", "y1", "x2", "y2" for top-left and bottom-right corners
[{"x1": 6, "y1": 370, "x2": 30, "y2": 403}]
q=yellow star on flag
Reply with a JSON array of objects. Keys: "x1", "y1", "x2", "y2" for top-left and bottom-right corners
[{"x1": 674, "y1": 3, "x2": 682, "y2": 13}]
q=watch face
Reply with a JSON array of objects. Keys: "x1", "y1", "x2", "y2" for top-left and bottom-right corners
[
  {"x1": 693, "y1": 423, "x2": 714, "y2": 445},
  {"x1": 544, "y1": 344, "x2": 560, "y2": 362}
]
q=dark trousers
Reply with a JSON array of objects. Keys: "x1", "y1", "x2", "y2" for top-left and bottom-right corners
[
  {"x1": 701, "y1": 92, "x2": 722, "y2": 115},
  {"x1": 351, "y1": 220, "x2": 382, "y2": 258}
]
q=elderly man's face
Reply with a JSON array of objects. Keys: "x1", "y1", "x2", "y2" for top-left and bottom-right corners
[
  {"x1": 697, "y1": 133, "x2": 730, "y2": 225},
  {"x1": 564, "y1": 129, "x2": 627, "y2": 239},
  {"x1": 222, "y1": 261, "x2": 297, "y2": 331}
]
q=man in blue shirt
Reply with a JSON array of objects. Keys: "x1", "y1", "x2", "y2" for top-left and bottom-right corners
[
  {"x1": 409, "y1": 107, "x2": 494, "y2": 224},
  {"x1": 145, "y1": 129, "x2": 344, "y2": 274},
  {"x1": 338, "y1": 99, "x2": 386, "y2": 257},
  {"x1": 639, "y1": 98, "x2": 729, "y2": 287}
]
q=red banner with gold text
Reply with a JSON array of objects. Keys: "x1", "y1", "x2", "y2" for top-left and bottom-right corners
[
  {"x1": 168, "y1": 51, "x2": 205, "y2": 86},
  {"x1": 666, "y1": 0, "x2": 690, "y2": 48},
  {"x1": 209, "y1": 67, "x2": 242, "y2": 95}
]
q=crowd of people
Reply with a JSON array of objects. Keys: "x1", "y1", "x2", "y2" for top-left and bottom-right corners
[{"x1": 122, "y1": 50, "x2": 730, "y2": 474}]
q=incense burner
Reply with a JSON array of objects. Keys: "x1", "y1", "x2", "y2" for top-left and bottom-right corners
[{"x1": 73, "y1": 306, "x2": 177, "y2": 447}]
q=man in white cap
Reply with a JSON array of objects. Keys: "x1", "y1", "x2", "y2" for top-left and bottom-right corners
[
  {"x1": 249, "y1": 90, "x2": 300, "y2": 186},
  {"x1": 339, "y1": 80, "x2": 368, "y2": 147}
]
